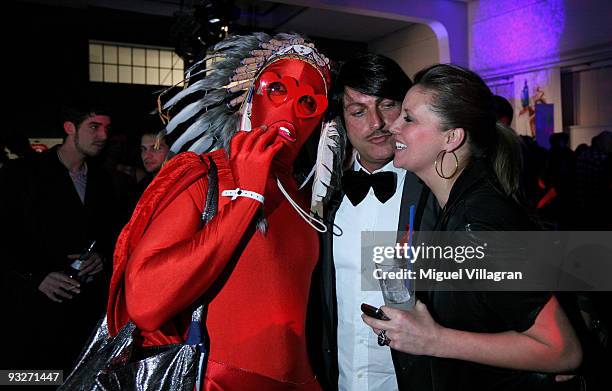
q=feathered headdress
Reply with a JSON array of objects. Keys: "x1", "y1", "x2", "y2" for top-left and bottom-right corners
[{"x1": 158, "y1": 32, "x2": 344, "y2": 220}]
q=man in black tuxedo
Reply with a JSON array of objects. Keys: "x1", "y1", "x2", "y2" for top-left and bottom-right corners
[{"x1": 310, "y1": 54, "x2": 438, "y2": 391}]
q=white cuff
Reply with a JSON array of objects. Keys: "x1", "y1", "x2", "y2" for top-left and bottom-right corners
[{"x1": 221, "y1": 188, "x2": 265, "y2": 204}]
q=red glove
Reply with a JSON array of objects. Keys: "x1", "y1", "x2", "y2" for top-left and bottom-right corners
[{"x1": 229, "y1": 126, "x2": 283, "y2": 195}]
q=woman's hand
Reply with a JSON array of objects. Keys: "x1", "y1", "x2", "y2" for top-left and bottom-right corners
[
  {"x1": 361, "y1": 300, "x2": 444, "y2": 356},
  {"x1": 363, "y1": 296, "x2": 582, "y2": 373}
]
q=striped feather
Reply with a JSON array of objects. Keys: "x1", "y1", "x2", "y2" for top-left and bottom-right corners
[
  {"x1": 163, "y1": 78, "x2": 209, "y2": 109},
  {"x1": 311, "y1": 120, "x2": 340, "y2": 217},
  {"x1": 165, "y1": 99, "x2": 205, "y2": 134},
  {"x1": 169, "y1": 115, "x2": 210, "y2": 153},
  {"x1": 188, "y1": 134, "x2": 215, "y2": 154}
]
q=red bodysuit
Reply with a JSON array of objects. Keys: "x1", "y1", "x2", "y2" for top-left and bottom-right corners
[
  {"x1": 108, "y1": 151, "x2": 321, "y2": 390},
  {"x1": 109, "y1": 55, "x2": 329, "y2": 390}
]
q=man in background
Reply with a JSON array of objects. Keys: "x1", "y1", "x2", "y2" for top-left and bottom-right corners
[
  {"x1": 1, "y1": 102, "x2": 119, "y2": 372},
  {"x1": 140, "y1": 130, "x2": 169, "y2": 178},
  {"x1": 493, "y1": 94, "x2": 514, "y2": 127},
  {"x1": 125, "y1": 129, "x2": 170, "y2": 211}
]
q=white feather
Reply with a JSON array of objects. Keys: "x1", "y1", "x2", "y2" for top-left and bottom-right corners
[
  {"x1": 188, "y1": 134, "x2": 215, "y2": 154},
  {"x1": 311, "y1": 120, "x2": 340, "y2": 217},
  {"x1": 165, "y1": 99, "x2": 204, "y2": 134},
  {"x1": 163, "y1": 78, "x2": 211, "y2": 109},
  {"x1": 169, "y1": 116, "x2": 210, "y2": 153},
  {"x1": 183, "y1": 53, "x2": 224, "y2": 78},
  {"x1": 239, "y1": 87, "x2": 254, "y2": 131},
  {"x1": 163, "y1": 80, "x2": 203, "y2": 109}
]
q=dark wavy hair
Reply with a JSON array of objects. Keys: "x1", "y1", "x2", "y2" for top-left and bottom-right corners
[
  {"x1": 330, "y1": 53, "x2": 412, "y2": 120},
  {"x1": 62, "y1": 102, "x2": 112, "y2": 128}
]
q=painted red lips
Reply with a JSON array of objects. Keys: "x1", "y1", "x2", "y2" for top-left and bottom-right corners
[{"x1": 268, "y1": 120, "x2": 297, "y2": 143}]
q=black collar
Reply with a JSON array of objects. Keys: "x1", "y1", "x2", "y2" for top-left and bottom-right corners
[{"x1": 443, "y1": 158, "x2": 499, "y2": 214}]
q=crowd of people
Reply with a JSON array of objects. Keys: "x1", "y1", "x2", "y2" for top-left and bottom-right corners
[
  {"x1": 523, "y1": 130, "x2": 612, "y2": 231},
  {"x1": 1, "y1": 31, "x2": 610, "y2": 390}
]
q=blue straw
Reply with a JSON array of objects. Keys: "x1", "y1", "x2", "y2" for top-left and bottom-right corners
[{"x1": 405, "y1": 205, "x2": 415, "y2": 289}]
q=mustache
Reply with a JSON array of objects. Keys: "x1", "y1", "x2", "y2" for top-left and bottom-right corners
[{"x1": 366, "y1": 130, "x2": 392, "y2": 139}]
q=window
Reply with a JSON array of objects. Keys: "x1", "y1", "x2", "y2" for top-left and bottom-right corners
[{"x1": 89, "y1": 41, "x2": 184, "y2": 86}]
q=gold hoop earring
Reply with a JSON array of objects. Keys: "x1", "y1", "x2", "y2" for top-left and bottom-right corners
[{"x1": 435, "y1": 150, "x2": 459, "y2": 179}]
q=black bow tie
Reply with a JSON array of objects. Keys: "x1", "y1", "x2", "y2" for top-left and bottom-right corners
[{"x1": 342, "y1": 169, "x2": 397, "y2": 206}]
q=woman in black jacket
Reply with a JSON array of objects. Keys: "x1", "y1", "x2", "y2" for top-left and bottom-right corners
[{"x1": 362, "y1": 64, "x2": 582, "y2": 390}]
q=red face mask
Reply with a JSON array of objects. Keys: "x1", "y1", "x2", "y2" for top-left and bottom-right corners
[{"x1": 251, "y1": 59, "x2": 328, "y2": 162}]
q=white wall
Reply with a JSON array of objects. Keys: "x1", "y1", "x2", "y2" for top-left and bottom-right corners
[
  {"x1": 469, "y1": 0, "x2": 612, "y2": 78},
  {"x1": 569, "y1": 65, "x2": 612, "y2": 148},
  {"x1": 278, "y1": 0, "x2": 467, "y2": 65},
  {"x1": 368, "y1": 24, "x2": 440, "y2": 79},
  {"x1": 468, "y1": 0, "x2": 612, "y2": 146},
  {"x1": 557, "y1": 0, "x2": 612, "y2": 62},
  {"x1": 574, "y1": 66, "x2": 612, "y2": 127}
]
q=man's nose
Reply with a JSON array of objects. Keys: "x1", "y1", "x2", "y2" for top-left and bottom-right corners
[
  {"x1": 368, "y1": 109, "x2": 384, "y2": 131},
  {"x1": 99, "y1": 127, "x2": 109, "y2": 140}
]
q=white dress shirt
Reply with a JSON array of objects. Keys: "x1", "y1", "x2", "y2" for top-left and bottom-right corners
[{"x1": 334, "y1": 158, "x2": 406, "y2": 391}]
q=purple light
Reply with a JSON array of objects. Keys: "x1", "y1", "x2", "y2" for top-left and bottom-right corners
[{"x1": 471, "y1": 0, "x2": 565, "y2": 72}]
